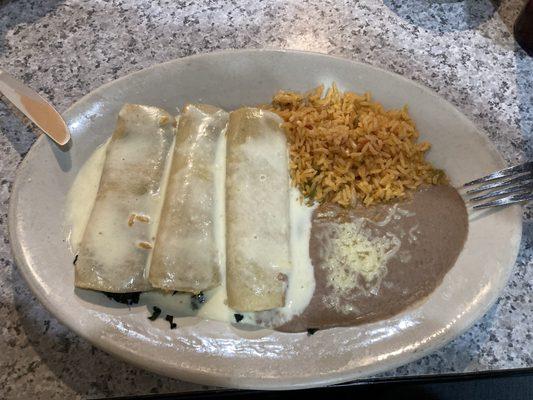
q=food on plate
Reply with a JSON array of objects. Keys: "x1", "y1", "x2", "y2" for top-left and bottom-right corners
[
  {"x1": 75, "y1": 104, "x2": 175, "y2": 292},
  {"x1": 269, "y1": 85, "x2": 445, "y2": 206},
  {"x1": 277, "y1": 184, "x2": 467, "y2": 332},
  {"x1": 149, "y1": 104, "x2": 228, "y2": 293},
  {"x1": 67, "y1": 85, "x2": 468, "y2": 332},
  {"x1": 225, "y1": 108, "x2": 291, "y2": 311}
]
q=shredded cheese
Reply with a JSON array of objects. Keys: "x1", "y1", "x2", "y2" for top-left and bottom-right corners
[{"x1": 321, "y1": 219, "x2": 400, "y2": 313}]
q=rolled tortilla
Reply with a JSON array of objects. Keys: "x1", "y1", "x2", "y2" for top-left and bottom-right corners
[
  {"x1": 226, "y1": 108, "x2": 291, "y2": 311},
  {"x1": 75, "y1": 104, "x2": 176, "y2": 293},
  {"x1": 149, "y1": 104, "x2": 228, "y2": 293}
]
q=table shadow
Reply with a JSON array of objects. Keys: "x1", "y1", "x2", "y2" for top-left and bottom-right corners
[{"x1": 382, "y1": 0, "x2": 502, "y2": 33}]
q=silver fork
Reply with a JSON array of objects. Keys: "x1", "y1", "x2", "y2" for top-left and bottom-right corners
[{"x1": 462, "y1": 161, "x2": 533, "y2": 209}]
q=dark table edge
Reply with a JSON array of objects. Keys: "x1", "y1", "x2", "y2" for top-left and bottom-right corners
[{"x1": 101, "y1": 367, "x2": 533, "y2": 399}]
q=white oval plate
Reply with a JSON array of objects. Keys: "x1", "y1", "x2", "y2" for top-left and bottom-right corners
[{"x1": 8, "y1": 50, "x2": 522, "y2": 390}]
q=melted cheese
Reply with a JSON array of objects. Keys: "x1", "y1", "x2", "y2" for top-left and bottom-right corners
[
  {"x1": 65, "y1": 139, "x2": 109, "y2": 252},
  {"x1": 320, "y1": 219, "x2": 400, "y2": 313},
  {"x1": 74, "y1": 104, "x2": 176, "y2": 292},
  {"x1": 225, "y1": 108, "x2": 291, "y2": 311},
  {"x1": 65, "y1": 105, "x2": 316, "y2": 327},
  {"x1": 149, "y1": 105, "x2": 228, "y2": 292}
]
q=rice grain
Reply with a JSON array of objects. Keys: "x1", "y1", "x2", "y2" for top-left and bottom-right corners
[{"x1": 268, "y1": 84, "x2": 445, "y2": 206}]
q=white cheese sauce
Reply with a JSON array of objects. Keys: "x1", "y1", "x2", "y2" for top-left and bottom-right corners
[
  {"x1": 64, "y1": 122, "x2": 316, "y2": 328},
  {"x1": 65, "y1": 139, "x2": 109, "y2": 252}
]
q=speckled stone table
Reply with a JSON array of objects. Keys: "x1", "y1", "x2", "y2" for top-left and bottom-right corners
[{"x1": 0, "y1": 0, "x2": 531, "y2": 398}]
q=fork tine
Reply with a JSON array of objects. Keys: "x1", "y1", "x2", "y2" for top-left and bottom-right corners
[
  {"x1": 463, "y1": 161, "x2": 533, "y2": 187},
  {"x1": 469, "y1": 181, "x2": 533, "y2": 202},
  {"x1": 465, "y1": 172, "x2": 533, "y2": 195},
  {"x1": 473, "y1": 192, "x2": 533, "y2": 209}
]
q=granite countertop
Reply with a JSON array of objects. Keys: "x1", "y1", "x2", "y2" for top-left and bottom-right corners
[{"x1": 0, "y1": 0, "x2": 531, "y2": 398}]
